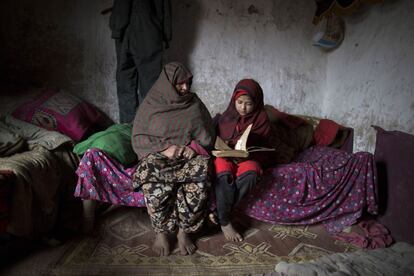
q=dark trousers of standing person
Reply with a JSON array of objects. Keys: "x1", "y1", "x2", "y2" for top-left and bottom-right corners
[
  {"x1": 110, "y1": 0, "x2": 171, "y2": 124},
  {"x1": 115, "y1": 39, "x2": 163, "y2": 123}
]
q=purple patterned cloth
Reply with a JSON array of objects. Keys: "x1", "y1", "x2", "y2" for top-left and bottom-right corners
[
  {"x1": 74, "y1": 146, "x2": 378, "y2": 234},
  {"x1": 74, "y1": 148, "x2": 145, "y2": 207},
  {"x1": 239, "y1": 146, "x2": 378, "y2": 233}
]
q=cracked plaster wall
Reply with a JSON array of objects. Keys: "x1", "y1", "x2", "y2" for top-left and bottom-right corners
[
  {"x1": 323, "y1": 0, "x2": 414, "y2": 152},
  {"x1": 167, "y1": 0, "x2": 325, "y2": 119}
]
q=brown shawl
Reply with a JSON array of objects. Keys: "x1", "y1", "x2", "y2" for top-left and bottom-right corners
[{"x1": 132, "y1": 62, "x2": 215, "y2": 159}]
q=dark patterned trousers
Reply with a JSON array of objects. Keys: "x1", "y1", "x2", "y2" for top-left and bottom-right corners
[{"x1": 134, "y1": 153, "x2": 211, "y2": 233}]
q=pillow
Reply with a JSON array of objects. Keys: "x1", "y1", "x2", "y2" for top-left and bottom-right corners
[
  {"x1": 313, "y1": 119, "x2": 341, "y2": 146},
  {"x1": 12, "y1": 88, "x2": 101, "y2": 141},
  {"x1": 313, "y1": 119, "x2": 353, "y2": 152},
  {"x1": 73, "y1": 124, "x2": 137, "y2": 165},
  {"x1": 373, "y1": 125, "x2": 414, "y2": 244}
]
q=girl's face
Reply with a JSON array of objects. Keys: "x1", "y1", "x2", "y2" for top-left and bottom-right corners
[
  {"x1": 235, "y1": 95, "x2": 255, "y2": 116},
  {"x1": 175, "y1": 82, "x2": 191, "y2": 95}
]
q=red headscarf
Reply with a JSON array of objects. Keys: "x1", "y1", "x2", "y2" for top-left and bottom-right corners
[{"x1": 217, "y1": 79, "x2": 271, "y2": 147}]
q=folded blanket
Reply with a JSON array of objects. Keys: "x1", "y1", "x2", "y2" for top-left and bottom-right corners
[
  {"x1": 0, "y1": 146, "x2": 60, "y2": 237},
  {"x1": 1, "y1": 115, "x2": 72, "y2": 151},
  {"x1": 335, "y1": 219, "x2": 393, "y2": 249},
  {"x1": 0, "y1": 121, "x2": 26, "y2": 156},
  {"x1": 0, "y1": 115, "x2": 78, "y2": 237}
]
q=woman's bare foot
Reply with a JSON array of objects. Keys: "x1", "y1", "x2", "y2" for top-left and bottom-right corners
[
  {"x1": 221, "y1": 223, "x2": 243, "y2": 242},
  {"x1": 177, "y1": 228, "x2": 197, "y2": 255},
  {"x1": 152, "y1": 233, "x2": 170, "y2": 256}
]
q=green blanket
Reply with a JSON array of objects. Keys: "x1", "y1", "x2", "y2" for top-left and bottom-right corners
[{"x1": 74, "y1": 124, "x2": 136, "y2": 165}]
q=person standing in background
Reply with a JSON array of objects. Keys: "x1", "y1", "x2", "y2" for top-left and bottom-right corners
[{"x1": 109, "y1": 0, "x2": 172, "y2": 123}]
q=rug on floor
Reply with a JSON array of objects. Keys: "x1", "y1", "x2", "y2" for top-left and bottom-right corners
[{"x1": 49, "y1": 207, "x2": 358, "y2": 275}]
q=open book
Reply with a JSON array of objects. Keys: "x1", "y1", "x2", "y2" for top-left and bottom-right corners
[{"x1": 212, "y1": 124, "x2": 275, "y2": 158}]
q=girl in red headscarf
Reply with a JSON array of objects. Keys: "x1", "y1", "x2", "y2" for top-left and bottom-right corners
[{"x1": 214, "y1": 79, "x2": 273, "y2": 242}]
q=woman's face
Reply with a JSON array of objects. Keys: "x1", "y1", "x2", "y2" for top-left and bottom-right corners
[
  {"x1": 175, "y1": 82, "x2": 191, "y2": 95},
  {"x1": 235, "y1": 95, "x2": 255, "y2": 116}
]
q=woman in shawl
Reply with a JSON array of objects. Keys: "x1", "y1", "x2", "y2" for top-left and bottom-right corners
[
  {"x1": 214, "y1": 79, "x2": 273, "y2": 242},
  {"x1": 132, "y1": 62, "x2": 215, "y2": 256}
]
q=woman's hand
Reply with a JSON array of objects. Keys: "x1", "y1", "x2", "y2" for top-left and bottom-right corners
[
  {"x1": 161, "y1": 145, "x2": 180, "y2": 159},
  {"x1": 182, "y1": 146, "x2": 196, "y2": 159},
  {"x1": 160, "y1": 145, "x2": 195, "y2": 159}
]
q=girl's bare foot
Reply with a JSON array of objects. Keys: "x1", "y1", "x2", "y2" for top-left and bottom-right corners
[
  {"x1": 177, "y1": 228, "x2": 197, "y2": 255},
  {"x1": 221, "y1": 223, "x2": 243, "y2": 242},
  {"x1": 152, "y1": 232, "x2": 170, "y2": 256}
]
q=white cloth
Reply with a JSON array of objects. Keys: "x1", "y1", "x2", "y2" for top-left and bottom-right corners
[{"x1": 275, "y1": 242, "x2": 414, "y2": 276}]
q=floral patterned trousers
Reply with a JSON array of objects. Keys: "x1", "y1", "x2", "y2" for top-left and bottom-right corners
[{"x1": 134, "y1": 153, "x2": 211, "y2": 233}]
